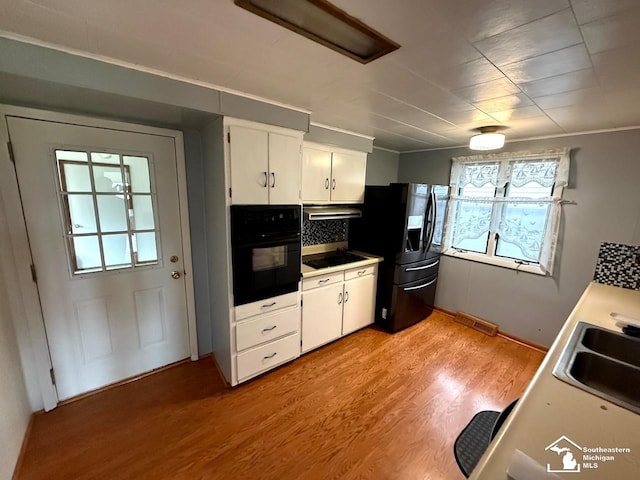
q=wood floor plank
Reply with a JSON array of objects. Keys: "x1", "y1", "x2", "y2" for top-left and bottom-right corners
[{"x1": 18, "y1": 312, "x2": 544, "y2": 480}]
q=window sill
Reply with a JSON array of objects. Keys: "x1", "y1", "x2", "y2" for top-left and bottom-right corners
[{"x1": 442, "y1": 249, "x2": 547, "y2": 276}]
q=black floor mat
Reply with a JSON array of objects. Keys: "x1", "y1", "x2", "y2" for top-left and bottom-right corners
[{"x1": 453, "y1": 410, "x2": 500, "y2": 478}]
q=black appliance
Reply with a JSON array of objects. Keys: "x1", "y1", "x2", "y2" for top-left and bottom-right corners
[
  {"x1": 349, "y1": 183, "x2": 449, "y2": 332},
  {"x1": 230, "y1": 205, "x2": 301, "y2": 306}
]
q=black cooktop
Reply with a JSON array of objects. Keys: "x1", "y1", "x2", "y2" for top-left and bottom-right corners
[{"x1": 303, "y1": 251, "x2": 367, "y2": 269}]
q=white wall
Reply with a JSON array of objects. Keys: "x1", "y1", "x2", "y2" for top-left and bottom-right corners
[
  {"x1": 0, "y1": 254, "x2": 31, "y2": 479},
  {"x1": 366, "y1": 147, "x2": 399, "y2": 185},
  {"x1": 399, "y1": 129, "x2": 640, "y2": 346}
]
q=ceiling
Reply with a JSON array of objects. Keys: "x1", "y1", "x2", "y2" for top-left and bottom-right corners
[{"x1": 1, "y1": 0, "x2": 640, "y2": 151}]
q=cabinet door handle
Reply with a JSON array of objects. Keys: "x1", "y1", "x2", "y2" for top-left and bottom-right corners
[
  {"x1": 263, "y1": 352, "x2": 277, "y2": 360},
  {"x1": 261, "y1": 302, "x2": 277, "y2": 309},
  {"x1": 318, "y1": 278, "x2": 330, "y2": 284},
  {"x1": 338, "y1": 292, "x2": 343, "y2": 304},
  {"x1": 262, "y1": 171, "x2": 268, "y2": 187},
  {"x1": 344, "y1": 291, "x2": 349, "y2": 303},
  {"x1": 271, "y1": 172, "x2": 276, "y2": 188},
  {"x1": 332, "y1": 178, "x2": 336, "y2": 190},
  {"x1": 262, "y1": 325, "x2": 277, "y2": 333},
  {"x1": 325, "y1": 178, "x2": 329, "y2": 190}
]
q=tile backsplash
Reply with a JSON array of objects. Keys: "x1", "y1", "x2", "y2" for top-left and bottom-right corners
[
  {"x1": 302, "y1": 219, "x2": 347, "y2": 246},
  {"x1": 593, "y1": 242, "x2": 640, "y2": 290}
]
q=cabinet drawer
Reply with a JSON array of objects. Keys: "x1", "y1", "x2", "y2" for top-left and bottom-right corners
[
  {"x1": 344, "y1": 264, "x2": 376, "y2": 281},
  {"x1": 236, "y1": 306, "x2": 300, "y2": 351},
  {"x1": 235, "y1": 291, "x2": 298, "y2": 321},
  {"x1": 394, "y1": 257, "x2": 440, "y2": 285},
  {"x1": 302, "y1": 271, "x2": 343, "y2": 291},
  {"x1": 237, "y1": 333, "x2": 300, "y2": 381}
]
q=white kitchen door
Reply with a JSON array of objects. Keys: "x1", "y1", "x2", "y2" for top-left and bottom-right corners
[{"x1": 7, "y1": 117, "x2": 191, "y2": 401}]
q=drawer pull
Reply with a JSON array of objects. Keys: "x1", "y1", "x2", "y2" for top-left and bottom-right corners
[
  {"x1": 403, "y1": 277, "x2": 437, "y2": 291},
  {"x1": 405, "y1": 260, "x2": 439, "y2": 272},
  {"x1": 357, "y1": 270, "x2": 366, "y2": 276},
  {"x1": 262, "y1": 325, "x2": 277, "y2": 333},
  {"x1": 263, "y1": 352, "x2": 277, "y2": 360},
  {"x1": 318, "y1": 278, "x2": 330, "y2": 284},
  {"x1": 261, "y1": 302, "x2": 277, "y2": 309}
]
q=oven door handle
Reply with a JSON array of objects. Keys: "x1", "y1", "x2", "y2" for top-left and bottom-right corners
[{"x1": 233, "y1": 233, "x2": 301, "y2": 248}]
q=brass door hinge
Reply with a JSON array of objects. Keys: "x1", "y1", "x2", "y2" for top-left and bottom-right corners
[
  {"x1": 227, "y1": 132, "x2": 231, "y2": 143},
  {"x1": 30, "y1": 264, "x2": 37, "y2": 283},
  {"x1": 50, "y1": 368, "x2": 56, "y2": 385},
  {"x1": 228, "y1": 187, "x2": 232, "y2": 198}
]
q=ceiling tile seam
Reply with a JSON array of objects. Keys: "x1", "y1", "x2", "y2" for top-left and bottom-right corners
[
  {"x1": 369, "y1": 90, "x2": 458, "y2": 128},
  {"x1": 466, "y1": 43, "x2": 567, "y2": 135},
  {"x1": 470, "y1": 6, "x2": 574, "y2": 44},
  {"x1": 385, "y1": 59, "x2": 480, "y2": 126},
  {"x1": 369, "y1": 125, "x2": 438, "y2": 146},
  {"x1": 569, "y1": 2, "x2": 615, "y2": 126},
  {"x1": 367, "y1": 111, "x2": 455, "y2": 141}
]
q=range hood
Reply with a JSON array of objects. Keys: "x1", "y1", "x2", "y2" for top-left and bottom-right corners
[{"x1": 304, "y1": 206, "x2": 362, "y2": 221}]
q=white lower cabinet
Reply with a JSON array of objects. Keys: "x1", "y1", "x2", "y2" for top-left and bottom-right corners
[
  {"x1": 301, "y1": 264, "x2": 377, "y2": 354},
  {"x1": 236, "y1": 333, "x2": 300, "y2": 381},
  {"x1": 234, "y1": 295, "x2": 301, "y2": 383},
  {"x1": 342, "y1": 274, "x2": 376, "y2": 336},
  {"x1": 301, "y1": 283, "x2": 344, "y2": 353}
]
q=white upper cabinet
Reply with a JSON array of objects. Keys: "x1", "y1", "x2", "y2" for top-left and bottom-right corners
[
  {"x1": 302, "y1": 142, "x2": 367, "y2": 204},
  {"x1": 229, "y1": 125, "x2": 269, "y2": 204},
  {"x1": 268, "y1": 132, "x2": 301, "y2": 205},
  {"x1": 301, "y1": 147, "x2": 332, "y2": 202},
  {"x1": 228, "y1": 123, "x2": 302, "y2": 205},
  {"x1": 330, "y1": 150, "x2": 367, "y2": 203}
]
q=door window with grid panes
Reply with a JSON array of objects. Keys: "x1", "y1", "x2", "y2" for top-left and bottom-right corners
[{"x1": 55, "y1": 150, "x2": 159, "y2": 275}]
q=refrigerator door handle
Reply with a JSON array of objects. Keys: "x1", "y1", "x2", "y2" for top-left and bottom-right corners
[
  {"x1": 403, "y1": 277, "x2": 437, "y2": 291},
  {"x1": 423, "y1": 191, "x2": 437, "y2": 252}
]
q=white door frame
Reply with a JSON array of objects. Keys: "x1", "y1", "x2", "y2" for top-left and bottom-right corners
[{"x1": 0, "y1": 104, "x2": 198, "y2": 411}]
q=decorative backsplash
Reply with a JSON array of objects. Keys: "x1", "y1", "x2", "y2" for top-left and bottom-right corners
[
  {"x1": 593, "y1": 242, "x2": 640, "y2": 290},
  {"x1": 302, "y1": 219, "x2": 347, "y2": 246}
]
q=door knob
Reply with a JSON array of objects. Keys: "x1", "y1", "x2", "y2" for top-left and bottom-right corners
[{"x1": 171, "y1": 271, "x2": 181, "y2": 279}]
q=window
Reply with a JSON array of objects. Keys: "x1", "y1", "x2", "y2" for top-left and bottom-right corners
[
  {"x1": 442, "y1": 149, "x2": 570, "y2": 275},
  {"x1": 55, "y1": 149, "x2": 159, "y2": 275}
]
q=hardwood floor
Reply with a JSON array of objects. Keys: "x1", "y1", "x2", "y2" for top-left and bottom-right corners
[{"x1": 18, "y1": 312, "x2": 545, "y2": 480}]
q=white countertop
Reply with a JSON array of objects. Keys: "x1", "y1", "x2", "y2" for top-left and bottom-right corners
[
  {"x1": 471, "y1": 282, "x2": 640, "y2": 479},
  {"x1": 301, "y1": 250, "x2": 383, "y2": 278}
]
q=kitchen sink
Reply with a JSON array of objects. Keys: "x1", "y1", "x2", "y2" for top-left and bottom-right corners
[
  {"x1": 581, "y1": 327, "x2": 640, "y2": 368},
  {"x1": 553, "y1": 322, "x2": 640, "y2": 414}
]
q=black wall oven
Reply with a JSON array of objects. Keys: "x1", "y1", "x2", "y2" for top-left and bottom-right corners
[{"x1": 230, "y1": 205, "x2": 301, "y2": 306}]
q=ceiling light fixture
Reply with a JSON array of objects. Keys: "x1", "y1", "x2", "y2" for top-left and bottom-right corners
[
  {"x1": 234, "y1": 0, "x2": 400, "y2": 64},
  {"x1": 469, "y1": 126, "x2": 506, "y2": 151}
]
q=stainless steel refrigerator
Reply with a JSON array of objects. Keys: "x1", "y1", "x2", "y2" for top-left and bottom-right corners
[{"x1": 349, "y1": 183, "x2": 449, "y2": 332}]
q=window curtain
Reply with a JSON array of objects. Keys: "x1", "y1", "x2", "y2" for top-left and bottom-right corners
[{"x1": 443, "y1": 148, "x2": 570, "y2": 275}]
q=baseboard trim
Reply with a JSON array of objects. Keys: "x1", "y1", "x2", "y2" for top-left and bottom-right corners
[
  {"x1": 434, "y1": 306, "x2": 549, "y2": 353},
  {"x1": 497, "y1": 332, "x2": 549, "y2": 353},
  {"x1": 58, "y1": 357, "x2": 192, "y2": 407},
  {"x1": 12, "y1": 413, "x2": 34, "y2": 480},
  {"x1": 434, "y1": 306, "x2": 455, "y2": 318}
]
